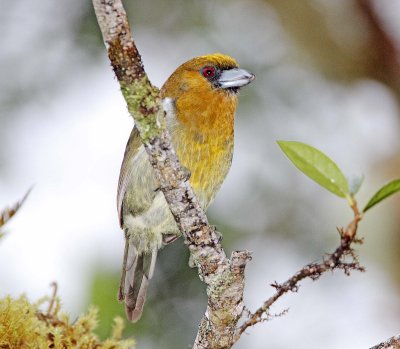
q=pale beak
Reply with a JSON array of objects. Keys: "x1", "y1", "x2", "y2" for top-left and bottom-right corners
[{"x1": 218, "y1": 68, "x2": 255, "y2": 89}]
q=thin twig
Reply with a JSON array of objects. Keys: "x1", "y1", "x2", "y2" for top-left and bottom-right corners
[
  {"x1": 46, "y1": 282, "x2": 58, "y2": 316},
  {"x1": 0, "y1": 188, "x2": 32, "y2": 228},
  {"x1": 235, "y1": 200, "x2": 364, "y2": 341}
]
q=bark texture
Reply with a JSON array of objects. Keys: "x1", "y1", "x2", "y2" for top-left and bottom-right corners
[{"x1": 370, "y1": 334, "x2": 400, "y2": 349}]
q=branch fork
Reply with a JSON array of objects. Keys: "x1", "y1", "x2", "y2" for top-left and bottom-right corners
[{"x1": 234, "y1": 200, "x2": 365, "y2": 342}]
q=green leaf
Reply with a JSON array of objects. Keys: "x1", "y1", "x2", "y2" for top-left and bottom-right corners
[
  {"x1": 277, "y1": 141, "x2": 349, "y2": 198},
  {"x1": 363, "y1": 179, "x2": 400, "y2": 212}
]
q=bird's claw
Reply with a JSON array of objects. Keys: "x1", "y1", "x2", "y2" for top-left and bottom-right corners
[
  {"x1": 213, "y1": 228, "x2": 223, "y2": 243},
  {"x1": 179, "y1": 166, "x2": 191, "y2": 182},
  {"x1": 188, "y1": 254, "x2": 196, "y2": 268}
]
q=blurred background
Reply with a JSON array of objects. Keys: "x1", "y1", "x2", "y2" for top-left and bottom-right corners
[{"x1": 1, "y1": 0, "x2": 400, "y2": 348}]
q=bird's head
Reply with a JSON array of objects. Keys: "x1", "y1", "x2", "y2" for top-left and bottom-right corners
[{"x1": 161, "y1": 53, "x2": 254, "y2": 131}]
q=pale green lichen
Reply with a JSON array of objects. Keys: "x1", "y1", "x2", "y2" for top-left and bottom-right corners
[
  {"x1": 0, "y1": 295, "x2": 135, "y2": 349},
  {"x1": 120, "y1": 77, "x2": 163, "y2": 142},
  {"x1": 207, "y1": 268, "x2": 242, "y2": 326},
  {"x1": 210, "y1": 269, "x2": 235, "y2": 298}
]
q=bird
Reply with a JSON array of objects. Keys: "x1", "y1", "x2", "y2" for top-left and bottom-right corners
[{"x1": 117, "y1": 53, "x2": 255, "y2": 322}]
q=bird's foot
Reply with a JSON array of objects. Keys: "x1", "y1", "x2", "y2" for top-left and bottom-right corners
[
  {"x1": 211, "y1": 226, "x2": 223, "y2": 243},
  {"x1": 188, "y1": 254, "x2": 196, "y2": 268},
  {"x1": 179, "y1": 166, "x2": 191, "y2": 182}
]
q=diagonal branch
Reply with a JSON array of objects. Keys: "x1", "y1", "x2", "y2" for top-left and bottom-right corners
[
  {"x1": 234, "y1": 200, "x2": 364, "y2": 341},
  {"x1": 369, "y1": 334, "x2": 400, "y2": 349},
  {"x1": 92, "y1": 1, "x2": 251, "y2": 348}
]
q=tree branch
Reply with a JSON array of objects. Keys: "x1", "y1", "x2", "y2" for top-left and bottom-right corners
[
  {"x1": 92, "y1": 1, "x2": 251, "y2": 348},
  {"x1": 370, "y1": 334, "x2": 400, "y2": 349},
  {"x1": 234, "y1": 200, "x2": 364, "y2": 341}
]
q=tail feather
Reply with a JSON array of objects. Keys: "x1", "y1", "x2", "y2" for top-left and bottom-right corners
[{"x1": 119, "y1": 239, "x2": 157, "y2": 322}]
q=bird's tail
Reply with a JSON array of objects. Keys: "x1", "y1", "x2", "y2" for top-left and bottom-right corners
[{"x1": 118, "y1": 238, "x2": 157, "y2": 322}]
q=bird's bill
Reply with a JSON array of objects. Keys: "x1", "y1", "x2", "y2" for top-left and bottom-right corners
[{"x1": 218, "y1": 68, "x2": 255, "y2": 89}]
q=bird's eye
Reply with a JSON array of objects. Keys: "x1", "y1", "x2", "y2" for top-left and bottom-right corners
[{"x1": 202, "y1": 66, "x2": 216, "y2": 78}]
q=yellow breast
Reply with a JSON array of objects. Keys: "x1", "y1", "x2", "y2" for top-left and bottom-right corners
[
  {"x1": 170, "y1": 87, "x2": 237, "y2": 209},
  {"x1": 172, "y1": 127, "x2": 234, "y2": 209}
]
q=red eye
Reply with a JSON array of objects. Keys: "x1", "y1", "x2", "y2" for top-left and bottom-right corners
[{"x1": 202, "y1": 66, "x2": 216, "y2": 78}]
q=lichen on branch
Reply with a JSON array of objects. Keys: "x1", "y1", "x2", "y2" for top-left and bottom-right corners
[
  {"x1": 0, "y1": 291, "x2": 134, "y2": 348},
  {"x1": 120, "y1": 79, "x2": 161, "y2": 141}
]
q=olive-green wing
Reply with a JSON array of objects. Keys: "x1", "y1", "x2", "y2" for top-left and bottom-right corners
[
  {"x1": 117, "y1": 127, "x2": 142, "y2": 227},
  {"x1": 117, "y1": 126, "x2": 160, "y2": 227}
]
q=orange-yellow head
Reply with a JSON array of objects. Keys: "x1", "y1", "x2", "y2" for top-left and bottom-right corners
[
  {"x1": 160, "y1": 53, "x2": 255, "y2": 208},
  {"x1": 161, "y1": 53, "x2": 254, "y2": 132}
]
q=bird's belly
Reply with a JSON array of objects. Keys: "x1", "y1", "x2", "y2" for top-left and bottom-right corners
[
  {"x1": 123, "y1": 191, "x2": 179, "y2": 253},
  {"x1": 123, "y1": 130, "x2": 233, "y2": 253}
]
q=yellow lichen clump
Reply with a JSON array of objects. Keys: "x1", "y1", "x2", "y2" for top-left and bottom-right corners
[{"x1": 0, "y1": 294, "x2": 135, "y2": 349}]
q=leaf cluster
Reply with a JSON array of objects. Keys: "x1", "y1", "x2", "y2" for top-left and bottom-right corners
[{"x1": 278, "y1": 141, "x2": 400, "y2": 213}]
